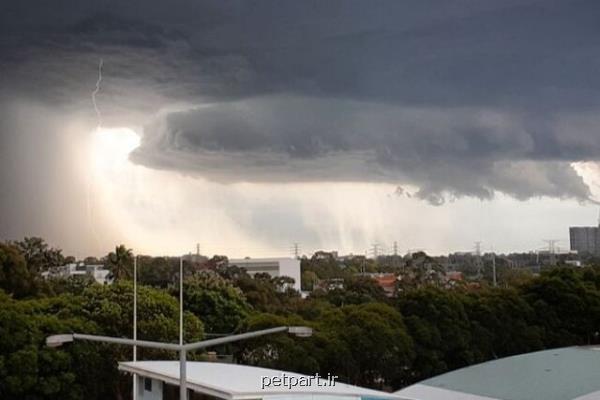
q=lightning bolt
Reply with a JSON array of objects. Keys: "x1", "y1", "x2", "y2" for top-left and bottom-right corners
[
  {"x1": 88, "y1": 58, "x2": 104, "y2": 253},
  {"x1": 92, "y1": 58, "x2": 104, "y2": 127}
]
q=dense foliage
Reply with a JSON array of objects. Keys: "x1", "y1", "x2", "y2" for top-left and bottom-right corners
[{"x1": 1, "y1": 238, "x2": 600, "y2": 399}]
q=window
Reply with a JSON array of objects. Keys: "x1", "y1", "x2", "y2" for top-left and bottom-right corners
[{"x1": 144, "y1": 378, "x2": 153, "y2": 392}]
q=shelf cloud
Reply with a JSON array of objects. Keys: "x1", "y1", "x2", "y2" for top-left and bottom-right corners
[
  {"x1": 2, "y1": 0, "x2": 600, "y2": 210},
  {"x1": 132, "y1": 96, "x2": 596, "y2": 204}
]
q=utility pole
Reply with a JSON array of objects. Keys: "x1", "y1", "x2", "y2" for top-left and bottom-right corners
[
  {"x1": 292, "y1": 243, "x2": 300, "y2": 259},
  {"x1": 179, "y1": 257, "x2": 184, "y2": 347},
  {"x1": 474, "y1": 241, "x2": 483, "y2": 278},
  {"x1": 491, "y1": 251, "x2": 497, "y2": 287},
  {"x1": 133, "y1": 255, "x2": 137, "y2": 400},
  {"x1": 178, "y1": 256, "x2": 184, "y2": 399}
]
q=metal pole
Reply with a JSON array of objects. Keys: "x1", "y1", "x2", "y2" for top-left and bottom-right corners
[
  {"x1": 180, "y1": 349, "x2": 187, "y2": 400},
  {"x1": 184, "y1": 326, "x2": 289, "y2": 351},
  {"x1": 49, "y1": 326, "x2": 306, "y2": 400},
  {"x1": 71, "y1": 333, "x2": 182, "y2": 350},
  {"x1": 179, "y1": 256, "x2": 185, "y2": 400},
  {"x1": 133, "y1": 255, "x2": 137, "y2": 400},
  {"x1": 65, "y1": 326, "x2": 292, "y2": 352},
  {"x1": 179, "y1": 257, "x2": 183, "y2": 346},
  {"x1": 492, "y1": 252, "x2": 497, "y2": 287}
]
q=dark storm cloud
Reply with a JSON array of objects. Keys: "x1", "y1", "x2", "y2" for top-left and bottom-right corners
[
  {"x1": 2, "y1": 0, "x2": 600, "y2": 204},
  {"x1": 130, "y1": 97, "x2": 594, "y2": 202}
]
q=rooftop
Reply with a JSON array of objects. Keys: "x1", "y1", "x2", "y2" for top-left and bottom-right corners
[
  {"x1": 229, "y1": 257, "x2": 298, "y2": 262},
  {"x1": 119, "y1": 361, "x2": 403, "y2": 400},
  {"x1": 395, "y1": 346, "x2": 600, "y2": 400}
]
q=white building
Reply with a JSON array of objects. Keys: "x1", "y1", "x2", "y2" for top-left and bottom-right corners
[
  {"x1": 228, "y1": 257, "x2": 301, "y2": 292},
  {"x1": 119, "y1": 361, "x2": 402, "y2": 400},
  {"x1": 41, "y1": 263, "x2": 112, "y2": 285}
]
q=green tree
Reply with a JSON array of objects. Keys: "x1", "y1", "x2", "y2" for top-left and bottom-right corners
[
  {"x1": 398, "y1": 287, "x2": 474, "y2": 382},
  {"x1": 462, "y1": 287, "x2": 544, "y2": 361},
  {"x1": 236, "y1": 303, "x2": 414, "y2": 390},
  {"x1": 0, "y1": 242, "x2": 37, "y2": 298},
  {"x1": 137, "y1": 256, "x2": 177, "y2": 287},
  {"x1": 0, "y1": 291, "x2": 97, "y2": 399},
  {"x1": 79, "y1": 281, "x2": 204, "y2": 399},
  {"x1": 318, "y1": 276, "x2": 387, "y2": 306},
  {"x1": 301, "y1": 270, "x2": 318, "y2": 291},
  {"x1": 301, "y1": 252, "x2": 350, "y2": 281},
  {"x1": 174, "y1": 272, "x2": 250, "y2": 333},
  {"x1": 81, "y1": 281, "x2": 204, "y2": 344},
  {"x1": 46, "y1": 275, "x2": 96, "y2": 297},
  {"x1": 521, "y1": 267, "x2": 600, "y2": 346},
  {"x1": 233, "y1": 273, "x2": 300, "y2": 312},
  {"x1": 235, "y1": 313, "x2": 321, "y2": 374},
  {"x1": 318, "y1": 303, "x2": 414, "y2": 388},
  {"x1": 106, "y1": 245, "x2": 133, "y2": 281},
  {"x1": 13, "y1": 237, "x2": 65, "y2": 274}
]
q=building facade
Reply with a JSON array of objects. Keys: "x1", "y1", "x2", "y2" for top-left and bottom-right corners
[
  {"x1": 228, "y1": 257, "x2": 301, "y2": 291},
  {"x1": 41, "y1": 263, "x2": 112, "y2": 284},
  {"x1": 120, "y1": 361, "x2": 401, "y2": 400},
  {"x1": 570, "y1": 226, "x2": 600, "y2": 256}
]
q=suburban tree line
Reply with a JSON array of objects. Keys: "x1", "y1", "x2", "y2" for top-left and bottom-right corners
[{"x1": 1, "y1": 238, "x2": 600, "y2": 399}]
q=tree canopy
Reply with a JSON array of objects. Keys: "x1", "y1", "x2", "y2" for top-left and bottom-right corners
[{"x1": 2, "y1": 238, "x2": 600, "y2": 398}]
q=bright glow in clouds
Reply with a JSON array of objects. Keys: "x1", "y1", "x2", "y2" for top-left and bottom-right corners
[
  {"x1": 88, "y1": 126, "x2": 286, "y2": 256},
  {"x1": 573, "y1": 161, "x2": 600, "y2": 202},
  {"x1": 92, "y1": 127, "x2": 141, "y2": 174},
  {"x1": 85, "y1": 126, "x2": 600, "y2": 257}
]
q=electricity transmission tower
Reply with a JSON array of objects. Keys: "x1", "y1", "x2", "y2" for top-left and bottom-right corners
[
  {"x1": 291, "y1": 243, "x2": 300, "y2": 259},
  {"x1": 370, "y1": 243, "x2": 380, "y2": 258},
  {"x1": 543, "y1": 239, "x2": 559, "y2": 266}
]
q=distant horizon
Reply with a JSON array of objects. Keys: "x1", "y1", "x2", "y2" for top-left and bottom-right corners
[{"x1": 3, "y1": 233, "x2": 590, "y2": 261}]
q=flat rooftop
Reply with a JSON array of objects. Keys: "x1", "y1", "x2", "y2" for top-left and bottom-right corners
[
  {"x1": 395, "y1": 346, "x2": 600, "y2": 400},
  {"x1": 119, "y1": 361, "x2": 404, "y2": 400},
  {"x1": 229, "y1": 258, "x2": 298, "y2": 262}
]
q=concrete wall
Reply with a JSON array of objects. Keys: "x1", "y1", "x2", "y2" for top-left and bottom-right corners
[
  {"x1": 278, "y1": 258, "x2": 301, "y2": 291},
  {"x1": 138, "y1": 377, "x2": 163, "y2": 400},
  {"x1": 229, "y1": 258, "x2": 301, "y2": 291}
]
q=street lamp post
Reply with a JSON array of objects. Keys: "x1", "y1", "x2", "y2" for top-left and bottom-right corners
[
  {"x1": 133, "y1": 256, "x2": 138, "y2": 400},
  {"x1": 47, "y1": 326, "x2": 313, "y2": 400}
]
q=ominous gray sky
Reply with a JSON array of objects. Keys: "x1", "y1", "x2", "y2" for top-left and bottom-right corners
[{"x1": 2, "y1": 0, "x2": 600, "y2": 256}]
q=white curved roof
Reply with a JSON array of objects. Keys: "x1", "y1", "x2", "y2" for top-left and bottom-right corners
[
  {"x1": 119, "y1": 361, "x2": 406, "y2": 400},
  {"x1": 395, "y1": 346, "x2": 600, "y2": 400}
]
